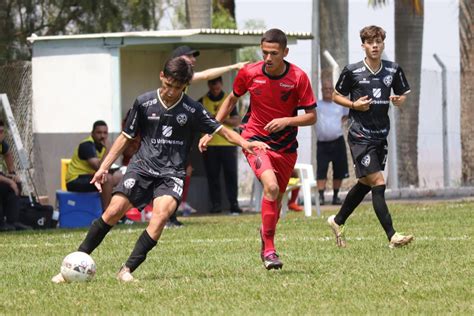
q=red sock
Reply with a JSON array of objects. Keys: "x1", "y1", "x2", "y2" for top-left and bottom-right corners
[
  {"x1": 261, "y1": 198, "x2": 279, "y2": 256},
  {"x1": 288, "y1": 188, "x2": 299, "y2": 205}
]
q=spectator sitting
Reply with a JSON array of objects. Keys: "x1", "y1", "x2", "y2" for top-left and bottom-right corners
[
  {"x1": 65, "y1": 120, "x2": 122, "y2": 209},
  {"x1": 0, "y1": 120, "x2": 32, "y2": 231}
]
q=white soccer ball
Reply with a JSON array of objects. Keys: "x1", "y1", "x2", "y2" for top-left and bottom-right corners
[{"x1": 60, "y1": 251, "x2": 96, "y2": 282}]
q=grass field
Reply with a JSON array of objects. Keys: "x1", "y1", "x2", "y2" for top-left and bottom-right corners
[{"x1": 0, "y1": 200, "x2": 473, "y2": 315}]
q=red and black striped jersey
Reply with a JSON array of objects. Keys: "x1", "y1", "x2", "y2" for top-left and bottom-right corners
[{"x1": 234, "y1": 60, "x2": 316, "y2": 153}]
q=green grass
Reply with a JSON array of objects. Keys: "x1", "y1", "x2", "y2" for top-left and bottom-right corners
[{"x1": 0, "y1": 200, "x2": 473, "y2": 315}]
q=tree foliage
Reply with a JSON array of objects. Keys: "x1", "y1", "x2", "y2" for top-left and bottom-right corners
[
  {"x1": 0, "y1": 0, "x2": 180, "y2": 64},
  {"x1": 212, "y1": 0, "x2": 236, "y2": 29}
]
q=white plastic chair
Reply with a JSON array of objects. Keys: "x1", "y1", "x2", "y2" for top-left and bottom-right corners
[{"x1": 251, "y1": 163, "x2": 321, "y2": 218}]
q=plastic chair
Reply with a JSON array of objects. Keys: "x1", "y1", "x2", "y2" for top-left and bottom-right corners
[{"x1": 251, "y1": 163, "x2": 321, "y2": 218}]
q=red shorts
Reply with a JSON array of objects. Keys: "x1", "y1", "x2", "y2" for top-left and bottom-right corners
[{"x1": 244, "y1": 149, "x2": 297, "y2": 193}]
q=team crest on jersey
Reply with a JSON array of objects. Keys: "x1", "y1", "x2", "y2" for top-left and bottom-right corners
[
  {"x1": 383, "y1": 75, "x2": 393, "y2": 87},
  {"x1": 361, "y1": 155, "x2": 371, "y2": 167},
  {"x1": 162, "y1": 125, "x2": 173, "y2": 137},
  {"x1": 123, "y1": 178, "x2": 136, "y2": 189},
  {"x1": 176, "y1": 113, "x2": 188, "y2": 126},
  {"x1": 372, "y1": 88, "x2": 382, "y2": 99},
  {"x1": 281, "y1": 90, "x2": 292, "y2": 101}
]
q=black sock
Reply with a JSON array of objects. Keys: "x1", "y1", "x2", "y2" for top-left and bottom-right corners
[
  {"x1": 371, "y1": 185, "x2": 396, "y2": 240},
  {"x1": 77, "y1": 217, "x2": 112, "y2": 254},
  {"x1": 333, "y1": 189, "x2": 340, "y2": 200},
  {"x1": 334, "y1": 182, "x2": 371, "y2": 225},
  {"x1": 125, "y1": 230, "x2": 157, "y2": 272}
]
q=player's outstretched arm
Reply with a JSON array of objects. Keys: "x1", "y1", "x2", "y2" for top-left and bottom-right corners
[
  {"x1": 216, "y1": 126, "x2": 269, "y2": 155},
  {"x1": 192, "y1": 61, "x2": 249, "y2": 82},
  {"x1": 91, "y1": 133, "x2": 130, "y2": 192}
]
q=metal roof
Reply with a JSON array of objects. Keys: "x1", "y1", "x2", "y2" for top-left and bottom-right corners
[{"x1": 27, "y1": 28, "x2": 313, "y2": 44}]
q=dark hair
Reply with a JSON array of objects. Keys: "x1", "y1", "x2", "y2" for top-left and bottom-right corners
[
  {"x1": 360, "y1": 25, "x2": 386, "y2": 43},
  {"x1": 208, "y1": 76, "x2": 223, "y2": 85},
  {"x1": 92, "y1": 120, "x2": 107, "y2": 131},
  {"x1": 0, "y1": 120, "x2": 4, "y2": 127},
  {"x1": 261, "y1": 28, "x2": 287, "y2": 49},
  {"x1": 163, "y1": 57, "x2": 194, "y2": 85}
]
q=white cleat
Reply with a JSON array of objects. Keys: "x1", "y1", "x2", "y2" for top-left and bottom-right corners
[
  {"x1": 117, "y1": 265, "x2": 135, "y2": 282},
  {"x1": 389, "y1": 233, "x2": 414, "y2": 249},
  {"x1": 327, "y1": 215, "x2": 347, "y2": 248},
  {"x1": 51, "y1": 273, "x2": 66, "y2": 284}
]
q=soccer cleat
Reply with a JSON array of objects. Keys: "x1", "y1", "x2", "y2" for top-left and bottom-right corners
[
  {"x1": 51, "y1": 272, "x2": 66, "y2": 284},
  {"x1": 117, "y1": 265, "x2": 135, "y2": 282},
  {"x1": 332, "y1": 197, "x2": 343, "y2": 205},
  {"x1": 327, "y1": 215, "x2": 346, "y2": 248},
  {"x1": 263, "y1": 252, "x2": 283, "y2": 270},
  {"x1": 389, "y1": 233, "x2": 414, "y2": 249},
  {"x1": 287, "y1": 202, "x2": 303, "y2": 212}
]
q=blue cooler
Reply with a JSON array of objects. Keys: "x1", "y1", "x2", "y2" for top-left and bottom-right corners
[{"x1": 57, "y1": 191, "x2": 102, "y2": 228}]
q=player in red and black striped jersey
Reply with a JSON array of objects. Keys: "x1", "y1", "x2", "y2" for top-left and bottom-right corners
[
  {"x1": 328, "y1": 25, "x2": 413, "y2": 249},
  {"x1": 200, "y1": 29, "x2": 317, "y2": 270}
]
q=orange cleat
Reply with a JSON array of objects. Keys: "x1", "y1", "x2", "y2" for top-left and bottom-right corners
[{"x1": 287, "y1": 202, "x2": 303, "y2": 212}]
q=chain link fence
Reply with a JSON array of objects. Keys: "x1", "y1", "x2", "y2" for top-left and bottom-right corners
[{"x1": 0, "y1": 61, "x2": 45, "y2": 196}]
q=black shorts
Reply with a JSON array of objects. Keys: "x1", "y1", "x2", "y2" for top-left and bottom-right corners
[
  {"x1": 349, "y1": 139, "x2": 388, "y2": 178},
  {"x1": 66, "y1": 175, "x2": 97, "y2": 192},
  {"x1": 113, "y1": 165, "x2": 185, "y2": 210},
  {"x1": 316, "y1": 136, "x2": 349, "y2": 180}
]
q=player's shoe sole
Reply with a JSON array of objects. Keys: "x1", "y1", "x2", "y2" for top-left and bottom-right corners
[
  {"x1": 389, "y1": 233, "x2": 414, "y2": 249},
  {"x1": 327, "y1": 215, "x2": 346, "y2": 248},
  {"x1": 51, "y1": 273, "x2": 66, "y2": 284}
]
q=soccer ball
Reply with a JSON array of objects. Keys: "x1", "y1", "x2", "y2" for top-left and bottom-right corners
[{"x1": 60, "y1": 251, "x2": 96, "y2": 282}]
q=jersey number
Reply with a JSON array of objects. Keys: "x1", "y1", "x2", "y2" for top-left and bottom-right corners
[{"x1": 173, "y1": 183, "x2": 183, "y2": 196}]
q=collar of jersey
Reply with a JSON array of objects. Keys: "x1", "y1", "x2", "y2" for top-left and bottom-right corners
[
  {"x1": 363, "y1": 58, "x2": 383, "y2": 75},
  {"x1": 157, "y1": 89, "x2": 184, "y2": 111},
  {"x1": 262, "y1": 60, "x2": 290, "y2": 80}
]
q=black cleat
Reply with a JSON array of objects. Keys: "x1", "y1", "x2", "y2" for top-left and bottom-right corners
[{"x1": 263, "y1": 252, "x2": 283, "y2": 270}]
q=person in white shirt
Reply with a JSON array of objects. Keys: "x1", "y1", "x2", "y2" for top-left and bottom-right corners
[{"x1": 316, "y1": 77, "x2": 349, "y2": 205}]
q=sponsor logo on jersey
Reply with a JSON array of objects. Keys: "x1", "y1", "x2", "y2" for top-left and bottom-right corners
[
  {"x1": 361, "y1": 155, "x2": 371, "y2": 167},
  {"x1": 383, "y1": 75, "x2": 393, "y2": 87},
  {"x1": 183, "y1": 103, "x2": 196, "y2": 113},
  {"x1": 359, "y1": 78, "x2": 370, "y2": 84},
  {"x1": 151, "y1": 138, "x2": 184, "y2": 145},
  {"x1": 253, "y1": 79, "x2": 267, "y2": 84},
  {"x1": 384, "y1": 67, "x2": 397, "y2": 73},
  {"x1": 352, "y1": 66, "x2": 366, "y2": 73},
  {"x1": 123, "y1": 178, "x2": 136, "y2": 189},
  {"x1": 176, "y1": 113, "x2": 187, "y2": 126},
  {"x1": 147, "y1": 169, "x2": 160, "y2": 176},
  {"x1": 147, "y1": 113, "x2": 160, "y2": 120},
  {"x1": 372, "y1": 88, "x2": 382, "y2": 99},
  {"x1": 162, "y1": 125, "x2": 173, "y2": 137},
  {"x1": 141, "y1": 98, "x2": 158, "y2": 107},
  {"x1": 279, "y1": 83, "x2": 295, "y2": 89},
  {"x1": 371, "y1": 100, "x2": 390, "y2": 105}
]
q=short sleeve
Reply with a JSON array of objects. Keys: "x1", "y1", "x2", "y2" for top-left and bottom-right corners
[
  {"x1": 232, "y1": 67, "x2": 249, "y2": 97},
  {"x1": 122, "y1": 99, "x2": 141, "y2": 138},
  {"x1": 392, "y1": 66, "x2": 411, "y2": 96},
  {"x1": 296, "y1": 72, "x2": 316, "y2": 110},
  {"x1": 335, "y1": 66, "x2": 353, "y2": 96},
  {"x1": 194, "y1": 103, "x2": 222, "y2": 134},
  {"x1": 78, "y1": 142, "x2": 97, "y2": 160}
]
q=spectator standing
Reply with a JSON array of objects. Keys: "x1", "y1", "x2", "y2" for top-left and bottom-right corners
[
  {"x1": 316, "y1": 77, "x2": 350, "y2": 205},
  {"x1": 199, "y1": 76, "x2": 242, "y2": 214}
]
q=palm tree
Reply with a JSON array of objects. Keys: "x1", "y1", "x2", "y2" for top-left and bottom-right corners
[
  {"x1": 459, "y1": 0, "x2": 473, "y2": 184},
  {"x1": 186, "y1": 0, "x2": 211, "y2": 28},
  {"x1": 370, "y1": 0, "x2": 424, "y2": 187}
]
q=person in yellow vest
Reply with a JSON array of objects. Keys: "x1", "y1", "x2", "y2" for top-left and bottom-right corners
[
  {"x1": 66, "y1": 120, "x2": 121, "y2": 209},
  {"x1": 199, "y1": 76, "x2": 242, "y2": 214}
]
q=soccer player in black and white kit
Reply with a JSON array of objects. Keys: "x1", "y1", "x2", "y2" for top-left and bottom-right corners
[
  {"x1": 52, "y1": 57, "x2": 268, "y2": 283},
  {"x1": 327, "y1": 25, "x2": 414, "y2": 249}
]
